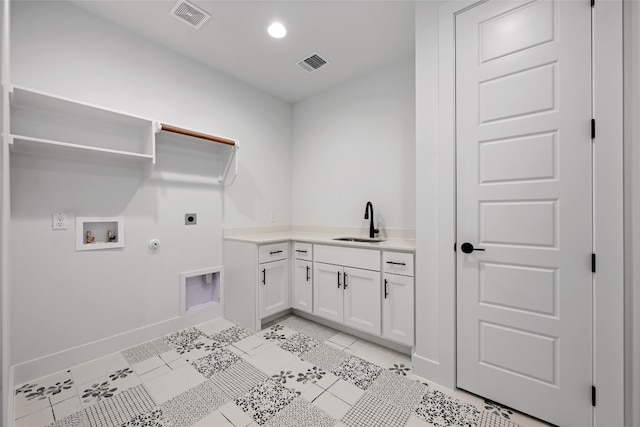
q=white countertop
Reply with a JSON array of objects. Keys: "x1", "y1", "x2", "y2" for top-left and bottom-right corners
[{"x1": 224, "y1": 231, "x2": 416, "y2": 252}]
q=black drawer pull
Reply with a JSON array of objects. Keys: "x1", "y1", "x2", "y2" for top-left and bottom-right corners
[
  {"x1": 296, "y1": 250, "x2": 308, "y2": 253},
  {"x1": 269, "y1": 250, "x2": 283, "y2": 255},
  {"x1": 386, "y1": 261, "x2": 406, "y2": 266}
]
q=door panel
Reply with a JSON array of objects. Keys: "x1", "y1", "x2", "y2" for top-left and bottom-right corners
[
  {"x1": 259, "y1": 259, "x2": 288, "y2": 318},
  {"x1": 313, "y1": 262, "x2": 343, "y2": 323},
  {"x1": 293, "y1": 259, "x2": 313, "y2": 313},
  {"x1": 343, "y1": 267, "x2": 381, "y2": 335},
  {"x1": 382, "y1": 273, "x2": 414, "y2": 346},
  {"x1": 456, "y1": 1, "x2": 592, "y2": 425}
]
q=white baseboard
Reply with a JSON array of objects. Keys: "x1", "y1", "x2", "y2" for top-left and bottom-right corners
[{"x1": 12, "y1": 305, "x2": 223, "y2": 385}]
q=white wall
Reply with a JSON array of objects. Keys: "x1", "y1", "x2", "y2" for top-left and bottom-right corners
[
  {"x1": 9, "y1": 0, "x2": 292, "y2": 375},
  {"x1": 291, "y1": 59, "x2": 415, "y2": 233}
]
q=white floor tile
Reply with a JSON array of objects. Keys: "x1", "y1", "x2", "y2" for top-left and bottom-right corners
[
  {"x1": 328, "y1": 332, "x2": 358, "y2": 348},
  {"x1": 353, "y1": 342, "x2": 397, "y2": 367},
  {"x1": 312, "y1": 391, "x2": 351, "y2": 420},
  {"x1": 168, "y1": 357, "x2": 188, "y2": 370},
  {"x1": 243, "y1": 341, "x2": 276, "y2": 357},
  {"x1": 219, "y1": 402, "x2": 254, "y2": 427},
  {"x1": 324, "y1": 340, "x2": 346, "y2": 351},
  {"x1": 70, "y1": 352, "x2": 129, "y2": 385},
  {"x1": 139, "y1": 365, "x2": 171, "y2": 383},
  {"x1": 14, "y1": 406, "x2": 54, "y2": 427},
  {"x1": 144, "y1": 364, "x2": 206, "y2": 404},
  {"x1": 301, "y1": 384, "x2": 324, "y2": 402},
  {"x1": 328, "y1": 379, "x2": 365, "y2": 405},
  {"x1": 405, "y1": 415, "x2": 432, "y2": 427},
  {"x1": 14, "y1": 370, "x2": 74, "y2": 409},
  {"x1": 159, "y1": 349, "x2": 181, "y2": 363},
  {"x1": 197, "y1": 317, "x2": 235, "y2": 336},
  {"x1": 14, "y1": 398, "x2": 50, "y2": 419},
  {"x1": 52, "y1": 395, "x2": 82, "y2": 420},
  {"x1": 191, "y1": 410, "x2": 234, "y2": 427},
  {"x1": 233, "y1": 335, "x2": 268, "y2": 353},
  {"x1": 131, "y1": 356, "x2": 165, "y2": 375},
  {"x1": 245, "y1": 345, "x2": 298, "y2": 375}
]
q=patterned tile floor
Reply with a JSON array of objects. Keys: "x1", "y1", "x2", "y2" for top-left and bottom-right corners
[{"x1": 13, "y1": 315, "x2": 551, "y2": 427}]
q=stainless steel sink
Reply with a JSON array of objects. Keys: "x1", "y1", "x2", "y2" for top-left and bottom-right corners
[{"x1": 333, "y1": 236, "x2": 386, "y2": 243}]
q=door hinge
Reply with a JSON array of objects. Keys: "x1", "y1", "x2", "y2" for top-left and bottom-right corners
[
  {"x1": 592, "y1": 253, "x2": 596, "y2": 273},
  {"x1": 592, "y1": 385, "x2": 596, "y2": 406},
  {"x1": 591, "y1": 119, "x2": 596, "y2": 139}
]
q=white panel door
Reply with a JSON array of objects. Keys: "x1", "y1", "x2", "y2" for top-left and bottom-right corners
[
  {"x1": 313, "y1": 262, "x2": 343, "y2": 323},
  {"x1": 343, "y1": 267, "x2": 381, "y2": 335},
  {"x1": 293, "y1": 259, "x2": 313, "y2": 313},
  {"x1": 259, "y1": 259, "x2": 288, "y2": 319},
  {"x1": 456, "y1": 1, "x2": 592, "y2": 426},
  {"x1": 382, "y1": 273, "x2": 414, "y2": 346}
]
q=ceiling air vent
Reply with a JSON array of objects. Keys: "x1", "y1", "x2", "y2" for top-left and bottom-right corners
[
  {"x1": 297, "y1": 53, "x2": 328, "y2": 73},
  {"x1": 169, "y1": 0, "x2": 211, "y2": 30}
]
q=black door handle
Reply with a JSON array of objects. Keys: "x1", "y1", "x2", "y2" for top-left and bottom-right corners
[
  {"x1": 460, "y1": 242, "x2": 485, "y2": 254},
  {"x1": 262, "y1": 268, "x2": 266, "y2": 285},
  {"x1": 343, "y1": 272, "x2": 348, "y2": 290},
  {"x1": 337, "y1": 271, "x2": 341, "y2": 288},
  {"x1": 306, "y1": 266, "x2": 310, "y2": 282},
  {"x1": 384, "y1": 279, "x2": 388, "y2": 299}
]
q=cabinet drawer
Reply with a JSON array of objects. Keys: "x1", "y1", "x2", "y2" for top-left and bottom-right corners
[
  {"x1": 293, "y1": 242, "x2": 313, "y2": 260},
  {"x1": 383, "y1": 251, "x2": 414, "y2": 276},
  {"x1": 315, "y1": 244, "x2": 379, "y2": 271},
  {"x1": 259, "y1": 242, "x2": 288, "y2": 263}
]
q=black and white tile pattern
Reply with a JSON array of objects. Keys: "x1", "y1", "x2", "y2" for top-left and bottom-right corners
[
  {"x1": 414, "y1": 388, "x2": 481, "y2": 427},
  {"x1": 264, "y1": 397, "x2": 335, "y2": 427},
  {"x1": 121, "y1": 338, "x2": 173, "y2": 365},
  {"x1": 343, "y1": 393, "x2": 413, "y2": 427},
  {"x1": 84, "y1": 384, "x2": 156, "y2": 427},
  {"x1": 164, "y1": 328, "x2": 204, "y2": 347},
  {"x1": 366, "y1": 370, "x2": 426, "y2": 410},
  {"x1": 208, "y1": 361, "x2": 269, "y2": 399},
  {"x1": 209, "y1": 325, "x2": 252, "y2": 345},
  {"x1": 332, "y1": 356, "x2": 383, "y2": 390},
  {"x1": 18, "y1": 315, "x2": 542, "y2": 427},
  {"x1": 235, "y1": 378, "x2": 300, "y2": 425},
  {"x1": 121, "y1": 408, "x2": 170, "y2": 427},
  {"x1": 301, "y1": 342, "x2": 350, "y2": 371},
  {"x1": 279, "y1": 332, "x2": 320, "y2": 356},
  {"x1": 190, "y1": 349, "x2": 241, "y2": 378}
]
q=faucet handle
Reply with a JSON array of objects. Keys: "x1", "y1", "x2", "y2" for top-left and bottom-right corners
[{"x1": 373, "y1": 228, "x2": 379, "y2": 235}]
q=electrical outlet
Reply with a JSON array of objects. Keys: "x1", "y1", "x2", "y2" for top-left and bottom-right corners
[{"x1": 52, "y1": 212, "x2": 68, "y2": 230}]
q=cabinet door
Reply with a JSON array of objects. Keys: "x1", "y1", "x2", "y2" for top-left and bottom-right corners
[
  {"x1": 313, "y1": 262, "x2": 343, "y2": 324},
  {"x1": 343, "y1": 267, "x2": 381, "y2": 335},
  {"x1": 382, "y1": 273, "x2": 414, "y2": 346},
  {"x1": 259, "y1": 259, "x2": 289, "y2": 319},
  {"x1": 293, "y1": 259, "x2": 313, "y2": 313}
]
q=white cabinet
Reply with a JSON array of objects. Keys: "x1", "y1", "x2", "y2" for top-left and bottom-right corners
[
  {"x1": 259, "y1": 243, "x2": 289, "y2": 319},
  {"x1": 292, "y1": 242, "x2": 313, "y2": 313},
  {"x1": 313, "y1": 245, "x2": 381, "y2": 336},
  {"x1": 382, "y1": 251, "x2": 414, "y2": 346}
]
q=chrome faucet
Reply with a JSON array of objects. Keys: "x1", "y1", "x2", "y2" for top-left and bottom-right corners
[{"x1": 364, "y1": 201, "x2": 379, "y2": 238}]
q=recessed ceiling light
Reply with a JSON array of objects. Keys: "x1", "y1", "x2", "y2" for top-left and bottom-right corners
[{"x1": 268, "y1": 22, "x2": 287, "y2": 39}]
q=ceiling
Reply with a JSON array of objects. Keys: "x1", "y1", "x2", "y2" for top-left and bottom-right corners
[{"x1": 68, "y1": 0, "x2": 416, "y2": 103}]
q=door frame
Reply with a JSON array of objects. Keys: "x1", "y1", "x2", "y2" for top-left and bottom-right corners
[{"x1": 433, "y1": 1, "x2": 623, "y2": 425}]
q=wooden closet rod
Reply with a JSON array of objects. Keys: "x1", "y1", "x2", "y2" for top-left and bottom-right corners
[{"x1": 160, "y1": 124, "x2": 236, "y2": 146}]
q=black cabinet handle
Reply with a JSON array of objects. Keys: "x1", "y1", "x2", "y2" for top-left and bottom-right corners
[
  {"x1": 262, "y1": 268, "x2": 266, "y2": 285},
  {"x1": 337, "y1": 271, "x2": 341, "y2": 288},
  {"x1": 296, "y1": 249, "x2": 308, "y2": 253},
  {"x1": 384, "y1": 279, "x2": 388, "y2": 299},
  {"x1": 306, "y1": 266, "x2": 310, "y2": 282},
  {"x1": 460, "y1": 243, "x2": 485, "y2": 254},
  {"x1": 343, "y1": 272, "x2": 348, "y2": 290},
  {"x1": 269, "y1": 250, "x2": 283, "y2": 255},
  {"x1": 386, "y1": 261, "x2": 406, "y2": 266}
]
